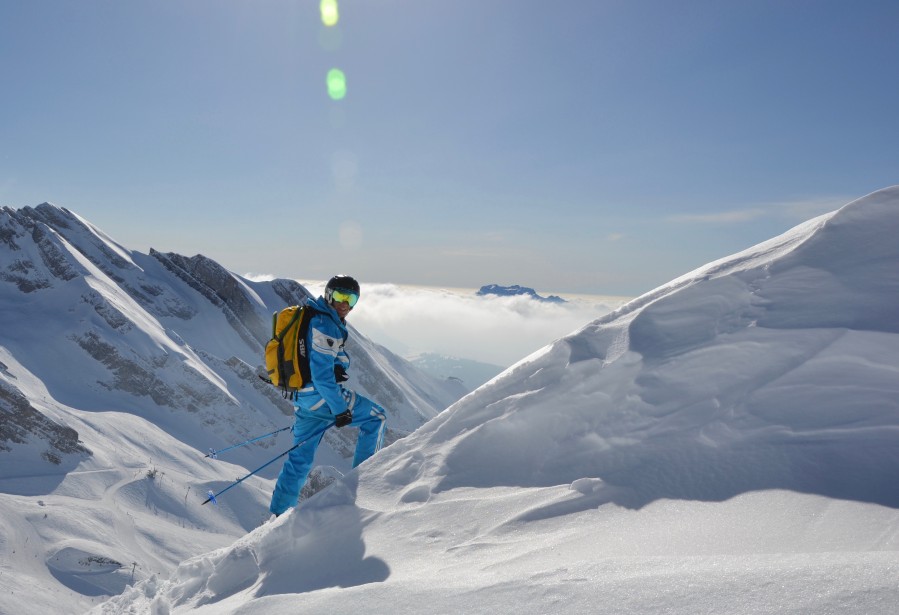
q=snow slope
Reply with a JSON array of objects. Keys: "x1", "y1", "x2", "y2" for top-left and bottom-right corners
[
  {"x1": 93, "y1": 187, "x2": 899, "y2": 614},
  {"x1": 0, "y1": 204, "x2": 463, "y2": 614}
]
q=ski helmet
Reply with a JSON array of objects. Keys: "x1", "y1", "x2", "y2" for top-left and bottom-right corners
[{"x1": 325, "y1": 274, "x2": 360, "y2": 305}]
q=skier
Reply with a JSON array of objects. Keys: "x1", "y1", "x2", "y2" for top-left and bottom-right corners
[{"x1": 269, "y1": 275, "x2": 387, "y2": 517}]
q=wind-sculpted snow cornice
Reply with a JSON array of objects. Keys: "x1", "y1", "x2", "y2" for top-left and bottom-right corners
[{"x1": 425, "y1": 187, "x2": 899, "y2": 511}]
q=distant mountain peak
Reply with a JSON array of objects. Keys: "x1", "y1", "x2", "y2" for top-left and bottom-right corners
[{"x1": 477, "y1": 283, "x2": 566, "y2": 303}]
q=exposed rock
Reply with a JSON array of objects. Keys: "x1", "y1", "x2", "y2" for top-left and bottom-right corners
[
  {"x1": 72, "y1": 331, "x2": 228, "y2": 412},
  {"x1": 477, "y1": 283, "x2": 566, "y2": 303},
  {"x1": 151, "y1": 250, "x2": 266, "y2": 348},
  {"x1": 0, "y1": 379, "x2": 91, "y2": 461},
  {"x1": 271, "y1": 278, "x2": 313, "y2": 307}
]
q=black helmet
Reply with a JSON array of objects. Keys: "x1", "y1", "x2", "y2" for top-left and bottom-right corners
[
  {"x1": 326, "y1": 274, "x2": 360, "y2": 294},
  {"x1": 325, "y1": 274, "x2": 360, "y2": 304}
]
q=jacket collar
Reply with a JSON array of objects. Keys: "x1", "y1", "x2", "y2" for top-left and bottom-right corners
[{"x1": 311, "y1": 296, "x2": 348, "y2": 328}]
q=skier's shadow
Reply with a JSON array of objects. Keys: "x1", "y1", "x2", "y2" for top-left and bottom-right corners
[{"x1": 254, "y1": 472, "x2": 390, "y2": 597}]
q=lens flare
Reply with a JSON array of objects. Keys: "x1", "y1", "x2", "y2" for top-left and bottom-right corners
[
  {"x1": 339, "y1": 220, "x2": 363, "y2": 250},
  {"x1": 327, "y1": 68, "x2": 347, "y2": 100},
  {"x1": 320, "y1": 0, "x2": 339, "y2": 26}
]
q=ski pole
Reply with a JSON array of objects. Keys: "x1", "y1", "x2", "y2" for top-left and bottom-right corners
[
  {"x1": 204, "y1": 426, "x2": 292, "y2": 459},
  {"x1": 202, "y1": 421, "x2": 334, "y2": 506}
]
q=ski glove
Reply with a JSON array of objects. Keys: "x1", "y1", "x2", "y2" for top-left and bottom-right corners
[
  {"x1": 334, "y1": 365, "x2": 349, "y2": 382},
  {"x1": 334, "y1": 410, "x2": 353, "y2": 428}
]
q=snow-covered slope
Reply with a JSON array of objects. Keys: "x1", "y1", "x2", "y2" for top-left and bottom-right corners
[
  {"x1": 94, "y1": 187, "x2": 899, "y2": 614},
  {"x1": 406, "y1": 352, "x2": 504, "y2": 391},
  {"x1": 0, "y1": 204, "x2": 461, "y2": 614}
]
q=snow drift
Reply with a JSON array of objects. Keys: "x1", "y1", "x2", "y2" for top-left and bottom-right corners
[{"x1": 93, "y1": 187, "x2": 899, "y2": 614}]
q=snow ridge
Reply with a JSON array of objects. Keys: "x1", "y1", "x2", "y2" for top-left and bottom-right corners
[{"x1": 92, "y1": 187, "x2": 899, "y2": 614}]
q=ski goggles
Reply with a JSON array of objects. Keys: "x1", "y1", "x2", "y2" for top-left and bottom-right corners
[{"x1": 330, "y1": 288, "x2": 359, "y2": 308}]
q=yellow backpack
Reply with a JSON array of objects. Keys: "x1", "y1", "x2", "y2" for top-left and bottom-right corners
[{"x1": 263, "y1": 305, "x2": 316, "y2": 398}]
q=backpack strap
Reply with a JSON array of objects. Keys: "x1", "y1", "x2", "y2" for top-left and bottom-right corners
[{"x1": 294, "y1": 304, "x2": 317, "y2": 388}]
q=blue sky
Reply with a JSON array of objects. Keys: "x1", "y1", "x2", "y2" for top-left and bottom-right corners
[{"x1": 2, "y1": 0, "x2": 897, "y2": 296}]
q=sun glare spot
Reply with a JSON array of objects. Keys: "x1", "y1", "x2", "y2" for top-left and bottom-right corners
[
  {"x1": 327, "y1": 68, "x2": 347, "y2": 100},
  {"x1": 320, "y1": 0, "x2": 339, "y2": 27},
  {"x1": 339, "y1": 220, "x2": 363, "y2": 250}
]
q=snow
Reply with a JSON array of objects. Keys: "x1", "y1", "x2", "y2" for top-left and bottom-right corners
[
  {"x1": 66, "y1": 208, "x2": 142, "y2": 271},
  {"x1": 0, "y1": 204, "x2": 460, "y2": 614},
  {"x1": 76, "y1": 187, "x2": 899, "y2": 614}
]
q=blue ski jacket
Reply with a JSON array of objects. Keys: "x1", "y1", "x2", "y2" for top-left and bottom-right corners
[{"x1": 295, "y1": 295, "x2": 351, "y2": 417}]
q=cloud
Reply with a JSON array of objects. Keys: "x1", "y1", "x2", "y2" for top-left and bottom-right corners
[
  {"x1": 243, "y1": 272, "x2": 277, "y2": 282},
  {"x1": 776, "y1": 196, "x2": 854, "y2": 220},
  {"x1": 323, "y1": 283, "x2": 627, "y2": 367},
  {"x1": 240, "y1": 279, "x2": 626, "y2": 366},
  {"x1": 668, "y1": 208, "x2": 768, "y2": 224},
  {"x1": 667, "y1": 195, "x2": 853, "y2": 225},
  {"x1": 439, "y1": 247, "x2": 505, "y2": 259}
]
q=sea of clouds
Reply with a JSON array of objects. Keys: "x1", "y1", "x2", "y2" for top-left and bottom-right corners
[{"x1": 248, "y1": 279, "x2": 629, "y2": 367}]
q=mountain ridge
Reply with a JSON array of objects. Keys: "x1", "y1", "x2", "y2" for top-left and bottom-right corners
[
  {"x1": 476, "y1": 283, "x2": 566, "y2": 303},
  {"x1": 0, "y1": 202, "x2": 465, "y2": 613}
]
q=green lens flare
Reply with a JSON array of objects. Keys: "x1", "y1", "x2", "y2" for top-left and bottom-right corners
[
  {"x1": 327, "y1": 69, "x2": 347, "y2": 100},
  {"x1": 320, "y1": 0, "x2": 339, "y2": 26}
]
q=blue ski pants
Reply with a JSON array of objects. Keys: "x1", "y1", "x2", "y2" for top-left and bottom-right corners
[{"x1": 269, "y1": 391, "x2": 387, "y2": 516}]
